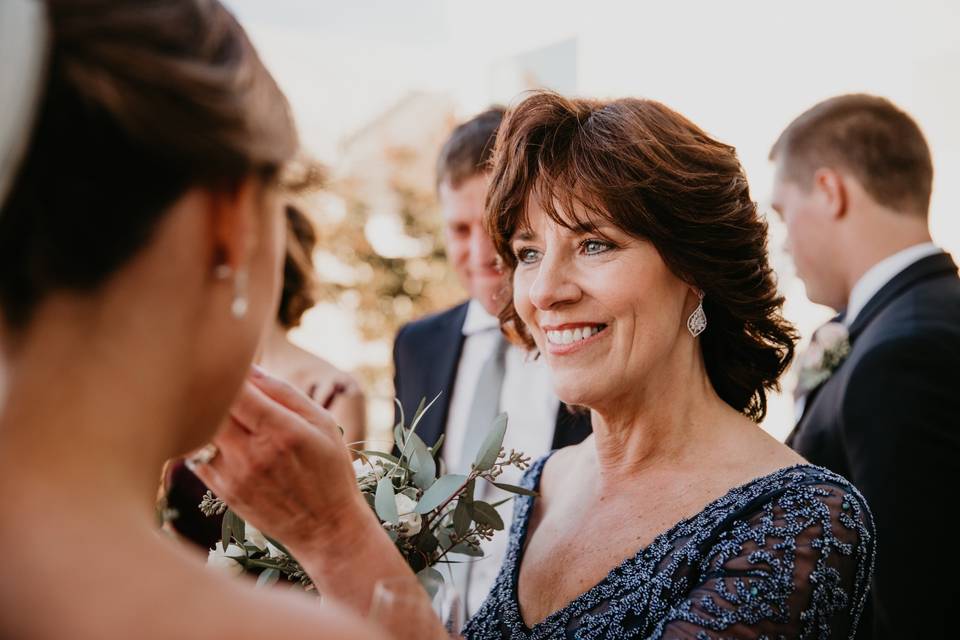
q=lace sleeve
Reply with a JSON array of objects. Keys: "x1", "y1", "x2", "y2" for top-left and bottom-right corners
[{"x1": 647, "y1": 481, "x2": 875, "y2": 640}]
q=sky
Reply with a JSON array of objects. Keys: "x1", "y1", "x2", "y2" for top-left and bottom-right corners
[{"x1": 225, "y1": 0, "x2": 960, "y2": 438}]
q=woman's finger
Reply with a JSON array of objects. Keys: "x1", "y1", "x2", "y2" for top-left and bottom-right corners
[
  {"x1": 229, "y1": 379, "x2": 307, "y2": 435},
  {"x1": 249, "y1": 366, "x2": 338, "y2": 432}
]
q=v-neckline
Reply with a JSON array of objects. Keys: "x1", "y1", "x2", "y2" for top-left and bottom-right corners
[{"x1": 507, "y1": 453, "x2": 820, "y2": 634}]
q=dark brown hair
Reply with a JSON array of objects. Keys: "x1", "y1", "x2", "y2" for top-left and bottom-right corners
[
  {"x1": 770, "y1": 94, "x2": 933, "y2": 216},
  {"x1": 435, "y1": 106, "x2": 506, "y2": 190},
  {"x1": 487, "y1": 92, "x2": 796, "y2": 422},
  {"x1": 0, "y1": 0, "x2": 299, "y2": 329},
  {"x1": 278, "y1": 205, "x2": 318, "y2": 329}
]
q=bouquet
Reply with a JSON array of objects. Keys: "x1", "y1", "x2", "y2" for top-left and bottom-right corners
[{"x1": 202, "y1": 397, "x2": 533, "y2": 595}]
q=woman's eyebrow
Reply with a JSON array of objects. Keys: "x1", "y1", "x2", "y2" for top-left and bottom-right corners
[{"x1": 512, "y1": 229, "x2": 537, "y2": 242}]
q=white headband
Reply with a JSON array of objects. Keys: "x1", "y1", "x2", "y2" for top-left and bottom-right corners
[{"x1": 0, "y1": 0, "x2": 49, "y2": 211}]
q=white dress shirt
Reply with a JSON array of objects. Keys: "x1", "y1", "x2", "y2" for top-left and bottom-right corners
[
  {"x1": 442, "y1": 299, "x2": 559, "y2": 616},
  {"x1": 843, "y1": 242, "x2": 940, "y2": 327}
]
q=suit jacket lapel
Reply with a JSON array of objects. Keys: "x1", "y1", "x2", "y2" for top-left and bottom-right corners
[{"x1": 415, "y1": 302, "x2": 469, "y2": 448}]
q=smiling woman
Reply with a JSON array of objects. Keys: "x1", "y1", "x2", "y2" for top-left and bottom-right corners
[
  {"x1": 461, "y1": 91, "x2": 876, "y2": 639},
  {"x1": 487, "y1": 92, "x2": 796, "y2": 421}
]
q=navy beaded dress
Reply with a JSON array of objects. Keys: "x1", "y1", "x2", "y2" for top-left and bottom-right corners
[{"x1": 463, "y1": 453, "x2": 875, "y2": 640}]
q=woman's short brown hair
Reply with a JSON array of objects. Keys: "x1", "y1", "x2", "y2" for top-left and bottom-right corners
[{"x1": 487, "y1": 92, "x2": 796, "y2": 422}]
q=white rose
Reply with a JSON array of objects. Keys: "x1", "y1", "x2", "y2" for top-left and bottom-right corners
[
  {"x1": 394, "y1": 493, "x2": 422, "y2": 538},
  {"x1": 207, "y1": 542, "x2": 245, "y2": 577},
  {"x1": 353, "y1": 458, "x2": 373, "y2": 478},
  {"x1": 245, "y1": 524, "x2": 268, "y2": 551}
]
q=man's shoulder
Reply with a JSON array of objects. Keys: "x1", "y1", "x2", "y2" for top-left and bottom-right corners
[
  {"x1": 855, "y1": 271, "x2": 960, "y2": 349},
  {"x1": 396, "y1": 301, "x2": 470, "y2": 347}
]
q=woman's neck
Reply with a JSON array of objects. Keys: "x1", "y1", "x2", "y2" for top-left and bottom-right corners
[
  {"x1": 0, "y1": 300, "x2": 195, "y2": 517},
  {"x1": 260, "y1": 322, "x2": 299, "y2": 369},
  {"x1": 584, "y1": 345, "x2": 740, "y2": 491}
]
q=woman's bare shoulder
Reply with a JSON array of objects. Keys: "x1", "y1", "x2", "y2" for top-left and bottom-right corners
[{"x1": 275, "y1": 346, "x2": 361, "y2": 396}]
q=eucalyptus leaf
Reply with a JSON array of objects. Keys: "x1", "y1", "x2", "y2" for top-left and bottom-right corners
[
  {"x1": 435, "y1": 526, "x2": 452, "y2": 550},
  {"x1": 375, "y1": 477, "x2": 400, "y2": 524},
  {"x1": 409, "y1": 432, "x2": 437, "y2": 489},
  {"x1": 393, "y1": 424, "x2": 407, "y2": 457},
  {"x1": 409, "y1": 392, "x2": 442, "y2": 434},
  {"x1": 472, "y1": 501, "x2": 505, "y2": 530},
  {"x1": 491, "y1": 481, "x2": 538, "y2": 497},
  {"x1": 412, "y1": 397, "x2": 427, "y2": 427},
  {"x1": 416, "y1": 530, "x2": 439, "y2": 554},
  {"x1": 255, "y1": 568, "x2": 280, "y2": 589},
  {"x1": 453, "y1": 499, "x2": 471, "y2": 537},
  {"x1": 416, "y1": 566, "x2": 445, "y2": 599},
  {"x1": 393, "y1": 398, "x2": 406, "y2": 434},
  {"x1": 449, "y1": 542, "x2": 483, "y2": 557},
  {"x1": 221, "y1": 508, "x2": 232, "y2": 548},
  {"x1": 414, "y1": 473, "x2": 468, "y2": 514},
  {"x1": 472, "y1": 413, "x2": 508, "y2": 471},
  {"x1": 264, "y1": 535, "x2": 290, "y2": 557},
  {"x1": 463, "y1": 478, "x2": 476, "y2": 505},
  {"x1": 229, "y1": 511, "x2": 245, "y2": 544},
  {"x1": 430, "y1": 433, "x2": 445, "y2": 460}
]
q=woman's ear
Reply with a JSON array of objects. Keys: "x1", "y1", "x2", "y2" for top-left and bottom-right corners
[{"x1": 208, "y1": 177, "x2": 261, "y2": 272}]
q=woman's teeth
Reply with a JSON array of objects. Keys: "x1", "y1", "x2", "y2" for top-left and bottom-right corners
[{"x1": 545, "y1": 325, "x2": 605, "y2": 345}]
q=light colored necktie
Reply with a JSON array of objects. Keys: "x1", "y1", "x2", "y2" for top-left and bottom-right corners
[
  {"x1": 457, "y1": 332, "x2": 508, "y2": 473},
  {"x1": 452, "y1": 331, "x2": 508, "y2": 617}
]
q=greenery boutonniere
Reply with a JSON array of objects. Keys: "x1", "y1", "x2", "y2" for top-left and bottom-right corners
[{"x1": 796, "y1": 322, "x2": 851, "y2": 397}]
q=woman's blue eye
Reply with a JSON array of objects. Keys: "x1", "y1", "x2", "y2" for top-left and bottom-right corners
[
  {"x1": 515, "y1": 247, "x2": 541, "y2": 264},
  {"x1": 583, "y1": 239, "x2": 612, "y2": 255}
]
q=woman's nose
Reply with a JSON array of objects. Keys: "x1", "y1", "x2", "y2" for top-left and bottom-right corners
[{"x1": 528, "y1": 252, "x2": 581, "y2": 310}]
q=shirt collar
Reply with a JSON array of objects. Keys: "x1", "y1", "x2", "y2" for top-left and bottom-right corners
[
  {"x1": 845, "y1": 242, "x2": 940, "y2": 326},
  {"x1": 462, "y1": 299, "x2": 501, "y2": 336}
]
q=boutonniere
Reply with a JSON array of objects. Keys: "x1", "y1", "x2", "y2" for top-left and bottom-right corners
[{"x1": 796, "y1": 322, "x2": 851, "y2": 397}]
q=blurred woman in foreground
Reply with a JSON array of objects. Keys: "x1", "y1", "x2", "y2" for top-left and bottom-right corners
[{"x1": 0, "y1": 1, "x2": 419, "y2": 638}]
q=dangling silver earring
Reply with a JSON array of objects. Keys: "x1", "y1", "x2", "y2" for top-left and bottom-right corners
[
  {"x1": 231, "y1": 268, "x2": 249, "y2": 318},
  {"x1": 214, "y1": 264, "x2": 249, "y2": 319},
  {"x1": 687, "y1": 290, "x2": 707, "y2": 337}
]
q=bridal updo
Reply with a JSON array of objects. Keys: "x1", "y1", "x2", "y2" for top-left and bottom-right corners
[
  {"x1": 0, "y1": 0, "x2": 299, "y2": 329},
  {"x1": 487, "y1": 91, "x2": 796, "y2": 422}
]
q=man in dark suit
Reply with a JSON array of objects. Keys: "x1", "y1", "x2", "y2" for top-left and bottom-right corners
[
  {"x1": 393, "y1": 108, "x2": 591, "y2": 615},
  {"x1": 770, "y1": 94, "x2": 959, "y2": 640}
]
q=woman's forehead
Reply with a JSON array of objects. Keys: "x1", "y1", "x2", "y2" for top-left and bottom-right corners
[{"x1": 512, "y1": 191, "x2": 622, "y2": 240}]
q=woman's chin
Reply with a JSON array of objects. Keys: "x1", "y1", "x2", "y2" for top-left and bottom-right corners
[{"x1": 552, "y1": 377, "x2": 600, "y2": 411}]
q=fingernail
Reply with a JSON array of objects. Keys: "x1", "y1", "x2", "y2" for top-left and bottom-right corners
[
  {"x1": 250, "y1": 364, "x2": 266, "y2": 379},
  {"x1": 184, "y1": 457, "x2": 198, "y2": 473}
]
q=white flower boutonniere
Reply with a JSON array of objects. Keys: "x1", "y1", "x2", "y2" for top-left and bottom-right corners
[{"x1": 796, "y1": 322, "x2": 851, "y2": 396}]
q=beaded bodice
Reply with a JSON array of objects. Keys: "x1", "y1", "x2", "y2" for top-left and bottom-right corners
[{"x1": 463, "y1": 455, "x2": 875, "y2": 639}]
